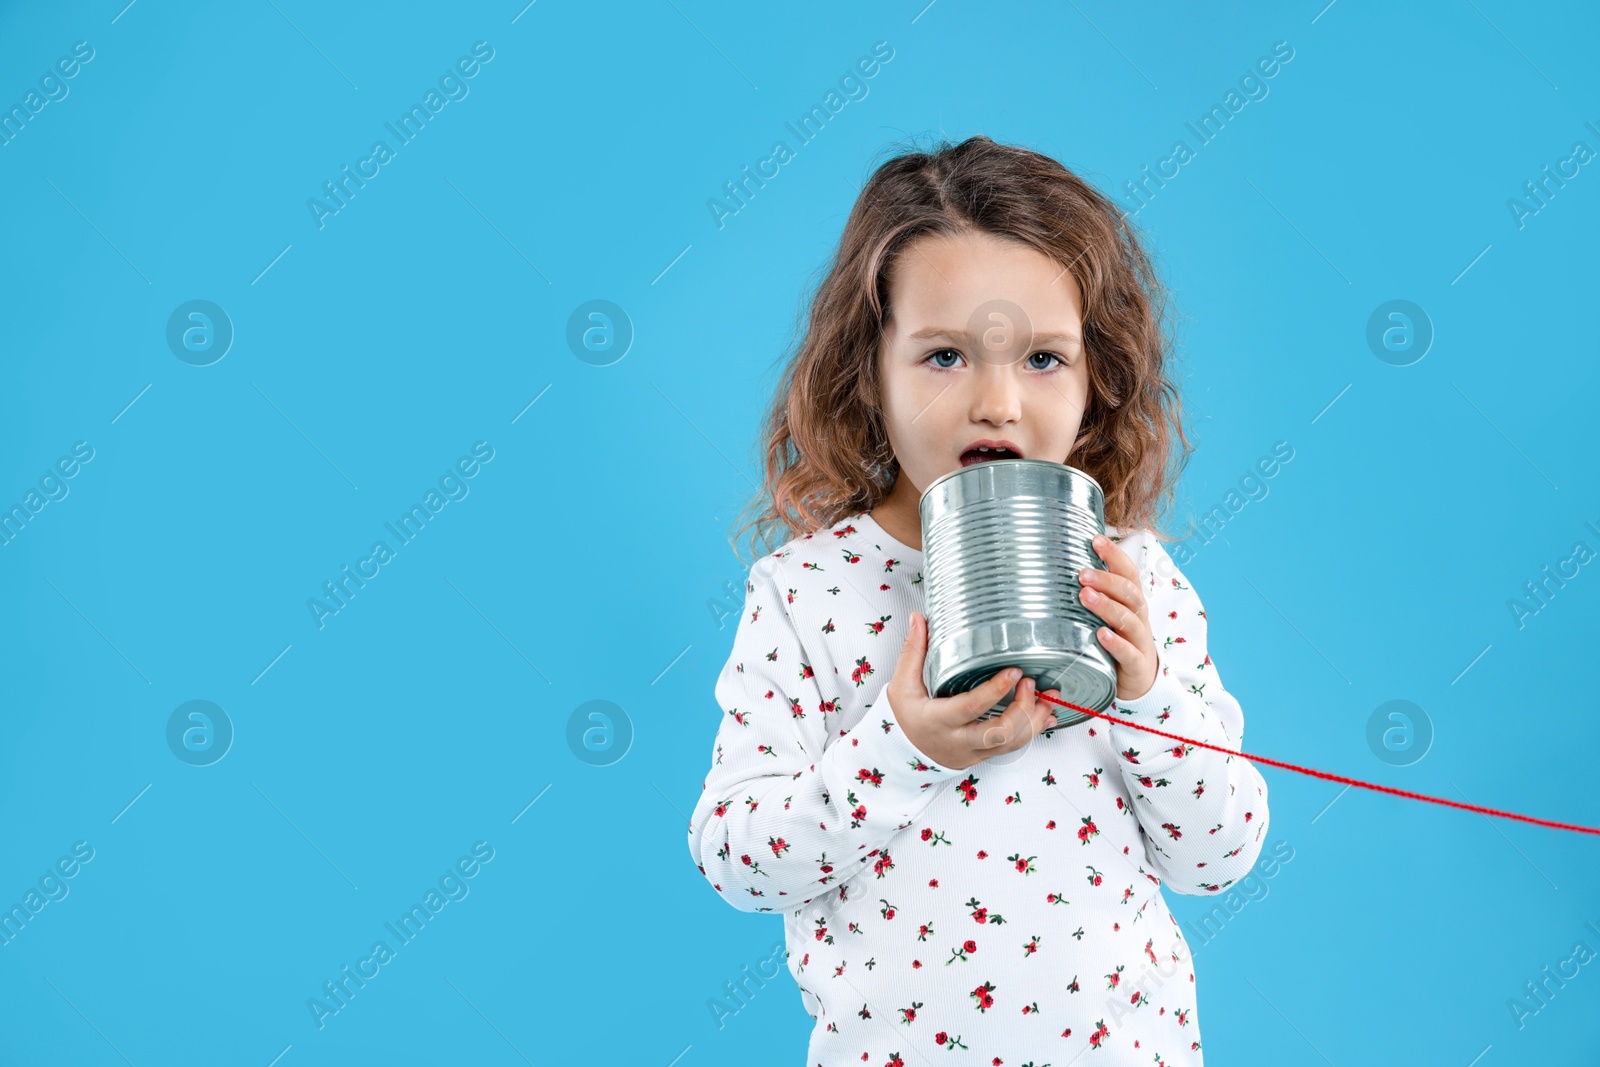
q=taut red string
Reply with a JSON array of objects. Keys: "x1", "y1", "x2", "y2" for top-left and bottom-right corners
[{"x1": 1036, "y1": 692, "x2": 1600, "y2": 837}]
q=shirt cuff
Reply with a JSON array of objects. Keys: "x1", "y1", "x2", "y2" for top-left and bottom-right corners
[
  {"x1": 1108, "y1": 647, "x2": 1187, "y2": 727},
  {"x1": 818, "y1": 687, "x2": 961, "y2": 830}
]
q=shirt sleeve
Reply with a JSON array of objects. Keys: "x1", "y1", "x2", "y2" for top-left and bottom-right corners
[
  {"x1": 1105, "y1": 535, "x2": 1271, "y2": 896},
  {"x1": 687, "y1": 552, "x2": 961, "y2": 914}
]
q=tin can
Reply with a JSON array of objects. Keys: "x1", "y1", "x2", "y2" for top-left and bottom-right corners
[{"x1": 919, "y1": 458, "x2": 1118, "y2": 728}]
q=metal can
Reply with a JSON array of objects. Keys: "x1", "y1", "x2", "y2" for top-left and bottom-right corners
[{"x1": 919, "y1": 458, "x2": 1118, "y2": 728}]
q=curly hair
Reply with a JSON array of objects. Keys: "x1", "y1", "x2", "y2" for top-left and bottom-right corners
[{"x1": 728, "y1": 133, "x2": 1195, "y2": 566}]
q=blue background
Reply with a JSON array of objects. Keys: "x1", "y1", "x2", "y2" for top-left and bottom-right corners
[{"x1": 2, "y1": 0, "x2": 1598, "y2": 1063}]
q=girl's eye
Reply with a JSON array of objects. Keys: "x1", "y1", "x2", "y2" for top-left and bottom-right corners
[
  {"x1": 1027, "y1": 351, "x2": 1067, "y2": 371},
  {"x1": 928, "y1": 348, "x2": 963, "y2": 370}
]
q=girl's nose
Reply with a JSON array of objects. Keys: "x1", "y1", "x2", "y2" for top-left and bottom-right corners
[{"x1": 970, "y1": 364, "x2": 1023, "y2": 424}]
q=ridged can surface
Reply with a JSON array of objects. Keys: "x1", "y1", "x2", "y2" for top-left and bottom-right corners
[{"x1": 919, "y1": 458, "x2": 1118, "y2": 727}]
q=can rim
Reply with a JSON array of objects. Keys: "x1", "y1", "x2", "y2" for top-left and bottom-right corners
[{"x1": 917, "y1": 457, "x2": 1105, "y2": 514}]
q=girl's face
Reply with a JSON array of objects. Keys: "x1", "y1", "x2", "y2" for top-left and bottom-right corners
[{"x1": 877, "y1": 228, "x2": 1091, "y2": 510}]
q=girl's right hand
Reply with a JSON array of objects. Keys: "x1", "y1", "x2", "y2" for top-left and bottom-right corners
[{"x1": 886, "y1": 611, "x2": 1060, "y2": 772}]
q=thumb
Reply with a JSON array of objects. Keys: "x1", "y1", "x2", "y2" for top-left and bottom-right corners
[{"x1": 897, "y1": 611, "x2": 928, "y2": 681}]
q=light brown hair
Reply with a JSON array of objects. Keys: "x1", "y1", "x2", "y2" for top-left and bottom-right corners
[{"x1": 730, "y1": 133, "x2": 1195, "y2": 566}]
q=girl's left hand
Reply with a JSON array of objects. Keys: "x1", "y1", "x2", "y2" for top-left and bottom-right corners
[{"x1": 1077, "y1": 534, "x2": 1160, "y2": 701}]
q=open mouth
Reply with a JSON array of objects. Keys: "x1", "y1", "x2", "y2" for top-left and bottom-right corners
[{"x1": 959, "y1": 445, "x2": 1023, "y2": 467}]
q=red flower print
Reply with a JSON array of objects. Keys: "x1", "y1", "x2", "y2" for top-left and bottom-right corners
[
  {"x1": 866, "y1": 615, "x2": 891, "y2": 635},
  {"x1": 857, "y1": 767, "x2": 885, "y2": 786},
  {"x1": 846, "y1": 791, "x2": 868, "y2": 828},
  {"x1": 957, "y1": 775, "x2": 980, "y2": 805},
  {"x1": 1077, "y1": 816, "x2": 1100, "y2": 845},
  {"x1": 1089, "y1": 1020, "x2": 1110, "y2": 1047},
  {"x1": 969, "y1": 980, "x2": 996, "y2": 1012}
]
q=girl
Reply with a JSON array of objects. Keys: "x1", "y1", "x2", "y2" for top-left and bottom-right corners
[{"x1": 687, "y1": 135, "x2": 1270, "y2": 1066}]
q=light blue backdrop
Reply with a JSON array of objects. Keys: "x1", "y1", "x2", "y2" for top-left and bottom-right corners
[{"x1": 2, "y1": 1, "x2": 1597, "y2": 1064}]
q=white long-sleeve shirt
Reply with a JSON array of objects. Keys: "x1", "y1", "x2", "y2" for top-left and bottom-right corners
[{"x1": 688, "y1": 508, "x2": 1270, "y2": 1066}]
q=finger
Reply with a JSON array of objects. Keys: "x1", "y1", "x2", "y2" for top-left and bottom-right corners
[
  {"x1": 935, "y1": 665, "x2": 1024, "y2": 727},
  {"x1": 894, "y1": 611, "x2": 930, "y2": 697},
  {"x1": 965, "y1": 677, "x2": 1052, "y2": 755},
  {"x1": 1079, "y1": 583, "x2": 1142, "y2": 634},
  {"x1": 1095, "y1": 622, "x2": 1146, "y2": 666},
  {"x1": 947, "y1": 668, "x2": 1024, "y2": 726},
  {"x1": 1092, "y1": 534, "x2": 1140, "y2": 585},
  {"x1": 1079, "y1": 566, "x2": 1146, "y2": 621}
]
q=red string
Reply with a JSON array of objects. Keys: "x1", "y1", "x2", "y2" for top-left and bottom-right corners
[{"x1": 1036, "y1": 691, "x2": 1600, "y2": 837}]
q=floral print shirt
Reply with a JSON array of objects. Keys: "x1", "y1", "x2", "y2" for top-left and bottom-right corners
[{"x1": 687, "y1": 509, "x2": 1271, "y2": 1066}]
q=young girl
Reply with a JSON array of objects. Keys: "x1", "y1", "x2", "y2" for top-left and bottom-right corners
[{"x1": 687, "y1": 135, "x2": 1270, "y2": 1066}]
